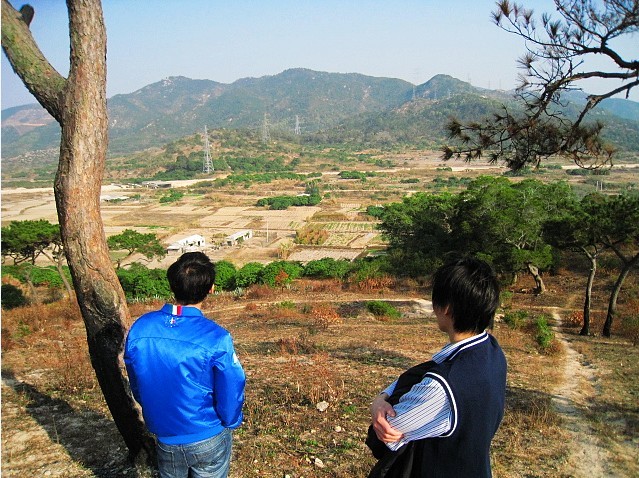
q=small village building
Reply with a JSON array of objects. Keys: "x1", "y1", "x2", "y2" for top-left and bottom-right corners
[
  {"x1": 225, "y1": 230, "x2": 253, "y2": 246},
  {"x1": 141, "y1": 181, "x2": 172, "y2": 189},
  {"x1": 100, "y1": 194, "x2": 130, "y2": 202},
  {"x1": 167, "y1": 234, "x2": 206, "y2": 253}
]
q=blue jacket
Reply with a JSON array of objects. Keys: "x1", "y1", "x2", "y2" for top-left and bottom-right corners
[{"x1": 124, "y1": 304, "x2": 245, "y2": 445}]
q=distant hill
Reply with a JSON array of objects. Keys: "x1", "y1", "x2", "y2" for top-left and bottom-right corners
[{"x1": 2, "y1": 68, "x2": 638, "y2": 161}]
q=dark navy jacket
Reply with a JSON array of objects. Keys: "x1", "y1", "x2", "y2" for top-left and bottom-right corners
[{"x1": 368, "y1": 334, "x2": 506, "y2": 478}]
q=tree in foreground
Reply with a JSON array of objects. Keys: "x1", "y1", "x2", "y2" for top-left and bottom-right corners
[
  {"x1": 544, "y1": 193, "x2": 608, "y2": 335},
  {"x1": 2, "y1": 0, "x2": 154, "y2": 469},
  {"x1": 444, "y1": 0, "x2": 638, "y2": 170},
  {"x1": 453, "y1": 177, "x2": 571, "y2": 292}
]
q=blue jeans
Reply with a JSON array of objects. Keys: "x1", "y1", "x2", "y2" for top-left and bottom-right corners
[{"x1": 156, "y1": 429, "x2": 233, "y2": 478}]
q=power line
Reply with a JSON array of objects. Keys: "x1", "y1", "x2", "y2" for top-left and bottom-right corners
[
  {"x1": 203, "y1": 125, "x2": 213, "y2": 173},
  {"x1": 294, "y1": 115, "x2": 301, "y2": 135},
  {"x1": 262, "y1": 113, "x2": 271, "y2": 143}
]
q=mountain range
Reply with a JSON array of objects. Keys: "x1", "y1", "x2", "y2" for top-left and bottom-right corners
[{"x1": 2, "y1": 68, "x2": 639, "y2": 160}]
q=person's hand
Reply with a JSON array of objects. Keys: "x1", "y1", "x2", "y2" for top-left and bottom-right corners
[{"x1": 370, "y1": 393, "x2": 403, "y2": 443}]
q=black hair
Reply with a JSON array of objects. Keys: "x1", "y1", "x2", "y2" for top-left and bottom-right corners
[
  {"x1": 431, "y1": 256, "x2": 499, "y2": 333},
  {"x1": 167, "y1": 252, "x2": 216, "y2": 305}
]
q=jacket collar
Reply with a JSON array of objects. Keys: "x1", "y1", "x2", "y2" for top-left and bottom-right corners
[
  {"x1": 161, "y1": 303, "x2": 205, "y2": 317},
  {"x1": 432, "y1": 331, "x2": 489, "y2": 364}
]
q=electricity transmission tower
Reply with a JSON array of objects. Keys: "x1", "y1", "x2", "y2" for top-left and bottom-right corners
[
  {"x1": 294, "y1": 115, "x2": 301, "y2": 135},
  {"x1": 262, "y1": 113, "x2": 271, "y2": 143},
  {"x1": 203, "y1": 126, "x2": 214, "y2": 173}
]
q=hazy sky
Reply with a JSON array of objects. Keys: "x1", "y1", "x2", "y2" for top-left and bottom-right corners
[{"x1": 2, "y1": 0, "x2": 637, "y2": 109}]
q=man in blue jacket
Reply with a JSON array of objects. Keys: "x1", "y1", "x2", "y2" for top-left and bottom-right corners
[{"x1": 125, "y1": 252, "x2": 245, "y2": 478}]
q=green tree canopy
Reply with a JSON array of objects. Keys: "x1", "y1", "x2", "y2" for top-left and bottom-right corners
[
  {"x1": 1, "y1": 219, "x2": 61, "y2": 265},
  {"x1": 378, "y1": 192, "x2": 456, "y2": 276},
  {"x1": 1, "y1": 219, "x2": 72, "y2": 296},
  {"x1": 107, "y1": 229, "x2": 166, "y2": 269}
]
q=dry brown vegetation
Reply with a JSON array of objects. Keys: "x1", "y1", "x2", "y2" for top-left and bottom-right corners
[{"x1": 2, "y1": 267, "x2": 638, "y2": 478}]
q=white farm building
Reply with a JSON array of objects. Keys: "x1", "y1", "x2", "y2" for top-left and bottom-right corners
[
  {"x1": 225, "y1": 230, "x2": 253, "y2": 246},
  {"x1": 167, "y1": 234, "x2": 206, "y2": 253}
]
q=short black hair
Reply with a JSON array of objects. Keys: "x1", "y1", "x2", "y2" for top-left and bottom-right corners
[
  {"x1": 167, "y1": 252, "x2": 216, "y2": 305},
  {"x1": 431, "y1": 256, "x2": 499, "y2": 333}
]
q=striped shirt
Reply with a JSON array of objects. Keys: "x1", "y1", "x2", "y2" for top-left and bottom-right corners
[{"x1": 382, "y1": 331, "x2": 489, "y2": 451}]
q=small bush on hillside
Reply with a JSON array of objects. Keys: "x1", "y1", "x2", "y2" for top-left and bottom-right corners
[
  {"x1": 2, "y1": 265, "x2": 71, "y2": 288},
  {"x1": 308, "y1": 303, "x2": 342, "y2": 329},
  {"x1": 236, "y1": 262, "x2": 264, "y2": 288},
  {"x1": 366, "y1": 300, "x2": 401, "y2": 320},
  {"x1": 260, "y1": 261, "x2": 303, "y2": 287},
  {"x1": 303, "y1": 258, "x2": 351, "y2": 279},
  {"x1": 503, "y1": 310, "x2": 529, "y2": 329},
  {"x1": 116, "y1": 264, "x2": 171, "y2": 301},
  {"x1": 159, "y1": 190, "x2": 184, "y2": 203},
  {"x1": 1, "y1": 284, "x2": 27, "y2": 310},
  {"x1": 535, "y1": 315, "x2": 556, "y2": 351},
  {"x1": 214, "y1": 260, "x2": 237, "y2": 291}
]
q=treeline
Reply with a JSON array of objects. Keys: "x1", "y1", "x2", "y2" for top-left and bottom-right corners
[
  {"x1": 374, "y1": 175, "x2": 639, "y2": 337},
  {"x1": 256, "y1": 194, "x2": 322, "y2": 210},
  {"x1": 114, "y1": 258, "x2": 361, "y2": 301}
]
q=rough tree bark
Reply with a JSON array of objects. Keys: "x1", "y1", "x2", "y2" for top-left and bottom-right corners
[
  {"x1": 526, "y1": 262, "x2": 546, "y2": 295},
  {"x1": 602, "y1": 252, "x2": 639, "y2": 337},
  {"x1": 580, "y1": 250, "x2": 597, "y2": 336},
  {"x1": 1, "y1": 0, "x2": 155, "y2": 470}
]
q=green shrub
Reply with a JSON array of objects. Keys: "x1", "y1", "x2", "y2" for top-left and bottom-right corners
[
  {"x1": 159, "y1": 190, "x2": 184, "y2": 203},
  {"x1": 503, "y1": 310, "x2": 528, "y2": 329},
  {"x1": 235, "y1": 262, "x2": 264, "y2": 288},
  {"x1": 366, "y1": 300, "x2": 401, "y2": 319},
  {"x1": 535, "y1": 315, "x2": 555, "y2": 350},
  {"x1": 116, "y1": 264, "x2": 171, "y2": 300},
  {"x1": 303, "y1": 258, "x2": 351, "y2": 279},
  {"x1": 1, "y1": 264, "x2": 70, "y2": 287},
  {"x1": 1, "y1": 284, "x2": 27, "y2": 309},
  {"x1": 366, "y1": 205, "x2": 385, "y2": 218},
  {"x1": 214, "y1": 260, "x2": 237, "y2": 291},
  {"x1": 260, "y1": 261, "x2": 303, "y2": 287},
  {"x1": 500, "y1": 290, "x2": 514, "y2": 308}
]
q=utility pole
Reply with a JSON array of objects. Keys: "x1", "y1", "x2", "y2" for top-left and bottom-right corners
[{"x1": 203, "y1": 126, "x2": 214, "y2": 173}]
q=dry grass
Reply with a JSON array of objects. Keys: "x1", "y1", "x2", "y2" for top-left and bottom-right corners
[{"x1": 1, "y1": 271, "x2": 638, "y2": 477}]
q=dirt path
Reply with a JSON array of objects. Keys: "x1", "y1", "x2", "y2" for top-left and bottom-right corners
[{"x1": 548, "y1": 309, "x2": 613, "y2": 478}]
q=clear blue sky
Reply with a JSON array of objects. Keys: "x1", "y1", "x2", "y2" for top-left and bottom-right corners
[{"x1": 2, "y1": 0, "x2": 637, "y2": 109}]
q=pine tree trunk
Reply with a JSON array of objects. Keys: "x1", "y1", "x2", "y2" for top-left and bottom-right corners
[
  {"x1": 2, "y1": 0, "x2": 155, "y2": 470},
  {"x1": 602, "y1": 253, "x2": 639, "y2": 337},
  {"x1": 580, "y1": 252, "x2": 596, "y2": 336},
  {"x1": 526, "y1": 262, "x2": 546, "y2": 295}
]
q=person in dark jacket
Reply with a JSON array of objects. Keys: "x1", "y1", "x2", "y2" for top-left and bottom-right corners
[
  {"x1": 125, "y1": 252, "x2": 245, "y2": 478},
  {"x1": 367, "y1": 257, "x2": 507, "y2": 477}
]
